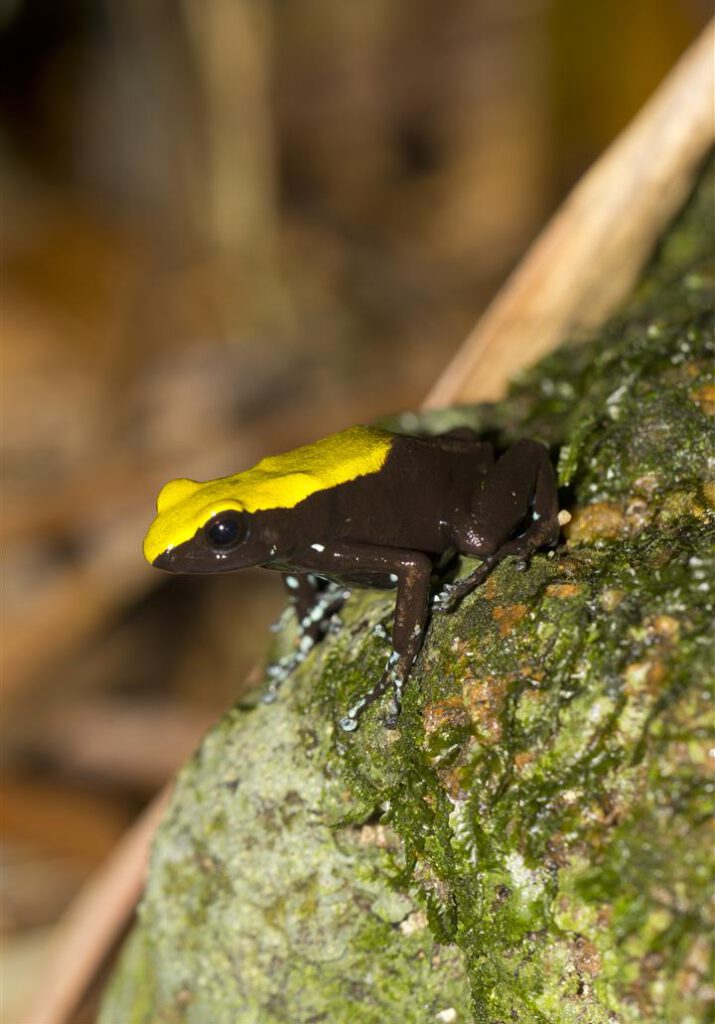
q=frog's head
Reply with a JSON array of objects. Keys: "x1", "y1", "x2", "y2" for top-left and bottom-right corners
[{"x1": 143, "y1": 476, "x2": 269, "y2": 573}]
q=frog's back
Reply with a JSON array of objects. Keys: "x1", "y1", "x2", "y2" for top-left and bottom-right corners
[
  {"x1": 255, "y1": 426, "x2": 391, "y2": 488},
  {"x1": 232, "y1": 425, "x2": 394, "y2": 512}
]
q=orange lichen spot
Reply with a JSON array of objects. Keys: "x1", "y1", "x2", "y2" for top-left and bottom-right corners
[
  {"x1": 565, "y1": 502, "x2": 626, "y2": 544},
  {"x1": 691, "y1": 383, "x2": 715, "y2": 415},
  {"x1": 572, "y1": 936, "x2": 602, "y2": 977},
  {"x1": 623, "y1": 659, "x2": 667, "y2": 696},
  {"x1": 645, "y1": 614, "x2": 680, "y2": 643},
  {"x1": 514, "y1": 750, "x2": 535, "y2": 771},
  {"x1": 423, "y1": 696, "x2": 469, "y2": 735},
  {"x1": 492, "y1": 603, "x2": 528, "y2": 635},
  {"x1": 566, "y1": 496, "x2": 654, "y2": 543},
  {"x1": 462, "y1": 676, "x2": 508, "y2": 745},
  {"x1": 544, "y1": 583, "x2": 583, "y2": 599}
]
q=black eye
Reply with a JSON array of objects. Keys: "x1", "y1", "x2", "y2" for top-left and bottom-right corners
[{"x1": 207, "y1": 515, "x2": 242, "y2": 548}]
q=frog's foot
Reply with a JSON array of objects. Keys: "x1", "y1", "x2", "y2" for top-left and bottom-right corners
[
  {"x1": 262, "y1": 639, "x2": 316, "y2": 703},
  {"x1": 432, "y1": 558, "x2": 494, "y2": 613},
  {"x1": 297, "y1": 587, "x2": 349, "y2": 641},
  {"x1": 513, "y1": 546, "x2": 537, "y2": 573},
  {"x1": 264, "y1": 587, "x2": 349, "y2": 703},
  {"x1": 434, "y1": 536, "x2": 543, "y2": 613},
  {"x1": 339, "y1": 651, "x2": 410, "y2": 732}
]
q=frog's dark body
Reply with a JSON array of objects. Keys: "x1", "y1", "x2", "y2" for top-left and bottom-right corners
[
  {"x1": 147, "y1": 429, "x2": 560, "y2": 729},
  {"x1": 261, "y1": 434, "x2": 491, "y2": 576},
  {"x1": 261, "y1": 435, "x2": 548, "y2": 578}
]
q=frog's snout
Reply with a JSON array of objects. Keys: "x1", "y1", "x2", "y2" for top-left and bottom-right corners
[{"x1": 152, "y1": 551, "x2": 175, "y2": 571}]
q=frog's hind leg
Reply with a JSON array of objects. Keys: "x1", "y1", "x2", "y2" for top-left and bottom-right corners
[
  {"x1": 437, "y1": 440, "x2": 559, "y2": 611},
  {"x1": 264, "y1": 574, "x2": 349, "y2": 702}
]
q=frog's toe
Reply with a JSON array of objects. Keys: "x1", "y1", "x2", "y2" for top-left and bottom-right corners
[
  {"x1": 435, "y1": 582, "x2": 469, "y2": 613},
  {"x1": 339, "y1": 650, "x2": 405, "y2": 732},
  {"x1": 326, "y1": 614, "x2": 343, "y2": 635},
  {"x1": 384, "y1": 709, "x2": 400, "y2": 729},
  {"x1": 383, "y1": 687, "x2": 403, "y2": 729},
  {"x1": 513, "y1": 546, "x2": 536, "y2": 572},
  {"x1": 432, "y1": 585, "x2": 457, "y2": 613}
]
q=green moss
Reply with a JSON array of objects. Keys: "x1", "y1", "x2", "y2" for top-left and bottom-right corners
[{"x1": 102, "y1": 156, "x2": 715, "y2": 1023}]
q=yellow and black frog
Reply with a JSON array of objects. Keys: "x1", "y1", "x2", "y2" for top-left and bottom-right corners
[{"x1": 144, "y1": 426, "x2": 559, "y2": 731}]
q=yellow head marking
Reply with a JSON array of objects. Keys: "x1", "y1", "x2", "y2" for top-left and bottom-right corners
[
  {"x1": 156, "y1": 478, "x2": 202, "y2": 513},
  {"x1": 143, "y1": 426, "x2": 394, "y2": 564}
]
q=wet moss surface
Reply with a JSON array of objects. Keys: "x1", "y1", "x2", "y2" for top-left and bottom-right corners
[{"x1": 101, "y1": 158, "x2": 714, "y2": 1024}]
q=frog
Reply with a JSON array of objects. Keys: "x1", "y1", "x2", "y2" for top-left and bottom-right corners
[{"x1": 143, "y1": 425, "x2": 560, "y2": 731}]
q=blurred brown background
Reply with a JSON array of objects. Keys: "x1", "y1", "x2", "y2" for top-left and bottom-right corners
[{"x1": 1, "y1": 1, "x2": 711, "y2": 1020}]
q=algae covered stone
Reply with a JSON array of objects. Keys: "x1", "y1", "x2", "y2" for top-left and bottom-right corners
[{"x1": 101, "y1": 159, "x2": 714, "y2": 1024}]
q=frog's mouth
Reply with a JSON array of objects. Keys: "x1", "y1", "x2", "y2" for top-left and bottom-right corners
[
  {"x1": 152, "y1": 551, "x2": 176, "y2": 571},
  {"x1": 151, "y1": 536, "x2": 259, "y2": 574}
]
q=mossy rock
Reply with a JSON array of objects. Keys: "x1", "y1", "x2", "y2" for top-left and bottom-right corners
[{"x1": 101, "y1": 158, "x2": 714, "y2": 1024}]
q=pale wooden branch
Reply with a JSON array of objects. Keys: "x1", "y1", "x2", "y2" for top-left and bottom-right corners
[
  {"x1": 181, "y1": 0, "x2": 277, "y2": 260},
  {"x1": 19, "y1": 789, "x2": 171, "y2": 1024},
  {"x1": 424, "y1": 19, "x2": 715, "y2": 408}
]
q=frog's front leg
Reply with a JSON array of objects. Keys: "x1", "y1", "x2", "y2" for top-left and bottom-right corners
[
  {"x1": 283, "y1": 572, "x2": 348, "y2": 644},
  {"x1": 295, "y1": 542, "x2": 433, "y2": 731},
  {"x1": 438, "y1": 440, "x2": 559, "y2": 611},
  {"x1": 264, "y1": 573, "x2": 349, "y2": 701}
]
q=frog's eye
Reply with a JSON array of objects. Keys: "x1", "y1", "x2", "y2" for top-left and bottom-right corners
[{"x1": 206, "y1": 513, "x2": 244, "y2": 549}]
